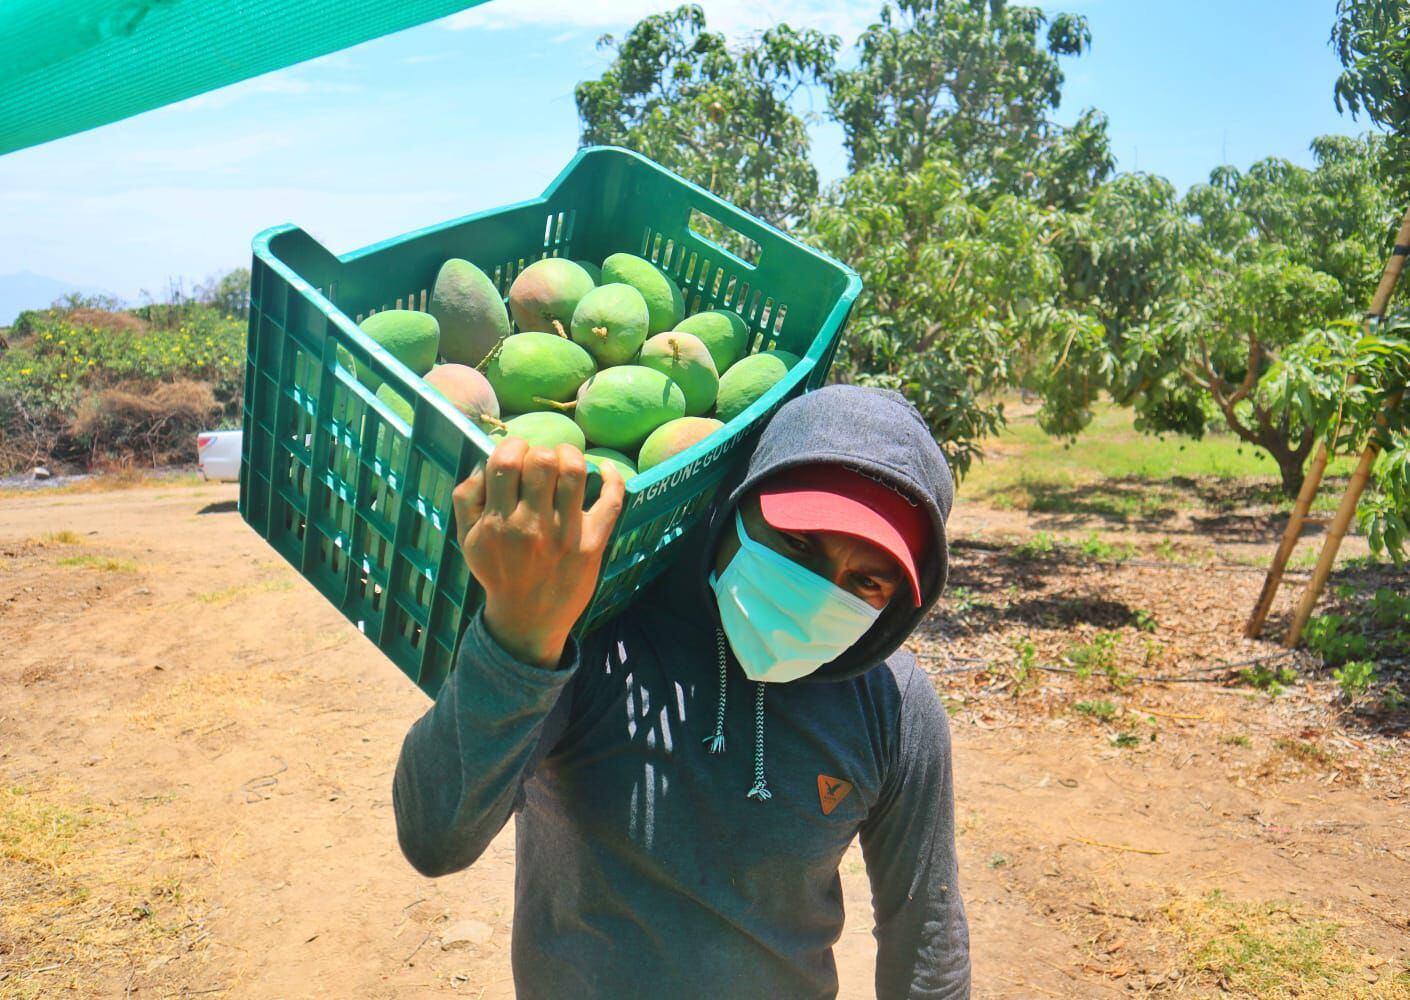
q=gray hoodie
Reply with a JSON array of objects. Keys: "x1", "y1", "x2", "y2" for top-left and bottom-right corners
[{"x1": 393, "y1": 385, "x2": 970, "y2": 998}]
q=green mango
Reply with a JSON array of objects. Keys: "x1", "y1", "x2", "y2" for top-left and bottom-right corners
[
  {"x1": 374, "y1": 382, "x2": 415, "y2": 425},
  {"x1": 600, "y1": 253, "x2": 684, "y2": 334},
  {"x1": 490, "y1": 411, "x2": 585, "y2": 452},
  {"x1": 714, "y1": 350, "x2": 800, "y2": 423},
  {"x1": 508, "y1": 258, "x2": 595, "y2": 336},
  {"x1": 429, "y1": 258, "x2": 510, "y2": 368},
  {"x1": 676, "y1": 309, "x2": 749, "y2": 373},
  {"x1": 345, "y1": 309, "x2": 440, "y2": 391},
  {"x1": 638, "y1": 331, "x2": 718, "y2": 416},
  {"x1": 483, "y1": 332, "x2": 596, "y2": 414},
  {"x1": 570, "y1": 283, "x2": 650, "y2": 367},
  {"x1": 637, "y1": 417, "x2": 724, "y2": 472},
  {"x1": 575, "y1": 365, "x2": 686, "y2": 452},
  {"x1": 584, "y1": 446, "x2": 638, "y2": 483}
]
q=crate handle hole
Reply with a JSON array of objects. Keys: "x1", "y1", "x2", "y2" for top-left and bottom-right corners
[{"x1": 688, "y1": 208, "x2": 761, "y2": 270}]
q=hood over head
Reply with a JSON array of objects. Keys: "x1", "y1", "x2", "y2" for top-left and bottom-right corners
[{"x1": 693, "y1": 383, "x2": 954, "y2": 682}]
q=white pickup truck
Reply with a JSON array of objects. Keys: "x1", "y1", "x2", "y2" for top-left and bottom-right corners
[{"x1": 196, "y1": 430, "x2": 242, "y2": 482}]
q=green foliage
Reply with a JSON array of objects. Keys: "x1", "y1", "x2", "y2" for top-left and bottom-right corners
[
  {"x1": 1100, "y1": 135, "x2": 1400, "y2": 500},
  {"x1": 1008, "y1": 637, "x2": 1039, "y2": 693},
  {"x1": 1077, "y1": 531, "x2": 1135, "y2": 562},
  {"x1": 1303, "y1": 579, "x2": 1409, "y2": 705},
  {"x1": 575, "y1": 5, "x2": 837, "y2": 228},
  {"x1": 1238, "y1": 663, "x2": 1298, "y2": 695},
  {"x1": 829, "y1": 0, "x2": 1112, "y2": 209},
  {"x1": 1332, "y1": 659, "x2": 1379, "y2": 700},
  {"x1": 1333, "y1": 0, "x2": 1410, "y2": 199},
  {"x1": 195, "y1": 268, "x2": 251, "y2": 320},
  {"x1": 573, "y1": 6, "x2": 1410, "y2": 555},
  {"x1": 1014, "y1": 531, "x2": 1057, "y2": 558},
  {"x1": 947, "y1": 586, "x2": 990, "y2": 615},
  {"x1": 1073, "y1": 698, "x2": 1116, "y2": 720},
  {"x1": 807, "y1": 161, "x2": 1094, "y2": 475},
  {"x1": 1368, "y1": 586, "x2": 1410, "y2": 625},
  {"x1": 0, "y1": 306, "x2": 244, "y2": 472},
  {"x1": 1130, "y1": 608, "x2": 1158, "y2": 633},
  {"x1": 1065, "y1": 631, "x2": 1121, "y2": 682},
  {"x1": 0, "y1": 308, "x2": 243, "y2": 410},
  {"x1": 1303, "y1": 613, "x2": 1372, "y2": 665}
]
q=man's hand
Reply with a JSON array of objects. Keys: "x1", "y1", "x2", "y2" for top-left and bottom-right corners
[{"x1": 451, "y1": 438, "x2": 625, "y2": 669}]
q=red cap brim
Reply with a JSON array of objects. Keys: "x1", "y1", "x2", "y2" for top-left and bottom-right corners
[{"x1": 758, "y1": 465, "x2": 929, "y2": 607}]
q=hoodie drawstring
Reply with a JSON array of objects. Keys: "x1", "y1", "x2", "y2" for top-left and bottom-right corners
[
  {"x1": 746, "y1": 681, "x2": 770, "y2": 801},
  {"x1": 703, "y1": 628, "x2": 728, "y2": 754},
  {"x1": 704, "y1": 627, "x2": 771, "y2": 801}
]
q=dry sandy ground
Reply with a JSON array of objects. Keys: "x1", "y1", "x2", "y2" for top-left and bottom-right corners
[{"x1": 2, "y1": 480, "x2": 1407, "y2": 998}]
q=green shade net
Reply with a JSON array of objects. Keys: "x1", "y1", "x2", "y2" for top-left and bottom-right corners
[{"x1": 1, "y1": 0, "x2": 491, "y2": 155}]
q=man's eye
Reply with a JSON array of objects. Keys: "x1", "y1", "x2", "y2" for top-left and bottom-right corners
[
  {"x1": 851, "y1": 575, "x2": 880, "y2": 592},
  {"x1": 782, "y1": 533, "x2": 809, "y2": 552}
]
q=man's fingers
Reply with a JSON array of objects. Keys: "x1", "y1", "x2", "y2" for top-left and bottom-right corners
[
  {"x1": 451, "y1": 466, "x2": 487, "y2": 545},
  {"x1": 553, "y1": 445, "x2": 587, "y2": 546},
  {"x1": 485, "y1": 438, "x2": 528, "y2": 516},
  {"x1": 583, "y1": 461, "x2": 625, "y2": 551},
  {"x1": 517, "y1": 446, "x2": 560, "y2": 519}
]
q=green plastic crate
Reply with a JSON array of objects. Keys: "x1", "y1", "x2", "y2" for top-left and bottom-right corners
[{"x1": 238, "y1": 146, "x2": 861, "y2": 697}]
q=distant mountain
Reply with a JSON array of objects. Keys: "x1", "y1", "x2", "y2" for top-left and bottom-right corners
[{"x1": 0, "y1": 271, "x2": 123, "y2": 326}]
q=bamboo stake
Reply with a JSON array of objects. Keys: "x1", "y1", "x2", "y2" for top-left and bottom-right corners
[
  {"x1": 1243, "y1": 206, "x2": 1410, "y2": 638},
  {"x1": 1284, "y1": 390, "x2": 1404, "y2": 648},
  {"x1": 1244, "y1": 446, "x2": 1330, "y2": 637}
]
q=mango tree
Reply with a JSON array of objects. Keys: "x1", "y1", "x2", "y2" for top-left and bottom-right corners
[
  {"x1": 575, "y1": 4, "x2": 837, "y2": 229},
  {"x1": 1069, "y1": 135, "x2": 1396, "y2": 497},
  {"x1": 806, "y1": 162, "x2": 1095, "y2": 476},
  {"x1": 828, "y1": 0, "x2": 1113, "y2": 209}
]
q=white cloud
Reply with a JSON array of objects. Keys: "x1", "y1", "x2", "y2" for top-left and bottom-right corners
[{"x1": 441, "y1": 0, "x2": 873, "y2": 43}]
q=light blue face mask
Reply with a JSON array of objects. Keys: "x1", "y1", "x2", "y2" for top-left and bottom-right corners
[{"x1": 709, "y1": 511, "x2": 882, "y2": 684}]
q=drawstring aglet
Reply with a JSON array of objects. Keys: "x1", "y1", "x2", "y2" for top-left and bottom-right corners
[
  {"x1": 702, "y1": 732, "x2": 726, "y2": 754},
  {"x1": 746, "y1": 780, "x2": 772, "y2": 801}
]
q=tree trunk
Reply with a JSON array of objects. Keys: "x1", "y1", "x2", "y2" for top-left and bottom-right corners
[
  {"x1": 1256, "y1": 424, "x2": 1315, "y2": 499},
  {"x1": 1274, "y1": 449, "x2": 1306, "y2": 498}
]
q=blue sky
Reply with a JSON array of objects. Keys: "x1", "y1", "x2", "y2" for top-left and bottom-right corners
[{"x1": 0, "y1": 0, "x2": 1371, "y2": 306}]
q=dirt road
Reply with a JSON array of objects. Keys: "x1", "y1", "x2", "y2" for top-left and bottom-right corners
[{"x1": 2, "y1": 480, "x2": 1407, "y2": 998}]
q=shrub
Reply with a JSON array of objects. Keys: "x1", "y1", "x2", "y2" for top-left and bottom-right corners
[
  {"x1": 1332, "y1": 659, "x2": 1378, "y2": 702},
  {"x1": 1302, "y1": 613, "x2": 1371, "y2": 666},
  {"x1": 70, "y1": 380, "x2": 218, "y2": 467},
  {"x1": 0, "y1": 306, "x2": 243, "y2": 473}
]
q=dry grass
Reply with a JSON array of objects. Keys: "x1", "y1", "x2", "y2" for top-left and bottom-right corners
[
  {"x1": 1164, "y1": 891, "x2": 1410, "y2": 999},
  {"x1": 69, "y1": 381, "x2": 218, "y2": 470},
  {"x1": 193, "y1": 578, "x2": 293, "y2": 604},
  {"x1": 1273, "y1": 738, "x2": 1339, "y2": 768},
  {"x1": 63, "y1": 308, "x2": 149, "y2": 335},
  {"x1": 0, "y1": 783, "x2": 213, "y2": 998},
  {"x1": 24, "y1": 530, "x2": 83, "y2": 546},
  {"x1": 1258, "y1": 738, "x2": 1343, "y2": 779},
  {"x1": 128, "y1": 666, "x2": 301, "y2": 736},
  {"x1": 56, "y1": 555, "x2": 138, "y2": 573},
  {"x1": 0, "y1": 470, "x2": 207, "y2": 500}
]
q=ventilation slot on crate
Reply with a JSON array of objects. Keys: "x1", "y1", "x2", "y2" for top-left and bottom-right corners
[{"x1": 544, "y1": 209, "x2": 575, "y2": 251}]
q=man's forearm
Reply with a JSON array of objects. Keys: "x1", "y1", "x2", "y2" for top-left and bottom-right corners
[{"x1": 392, "y1": 609, "x2": 577, "y2": 877}]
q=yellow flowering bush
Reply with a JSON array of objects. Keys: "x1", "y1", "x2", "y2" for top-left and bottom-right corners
[{"x1": 0, "y1": 305, "x2": 245, "y2": 472}]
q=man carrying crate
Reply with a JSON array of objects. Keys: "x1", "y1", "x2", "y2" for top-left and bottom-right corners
[{"x1": 393, "y1": 384, "x2": 970, "y2": 999}]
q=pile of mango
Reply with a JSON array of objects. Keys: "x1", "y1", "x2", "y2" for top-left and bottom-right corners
[{"x1": 343, "y1": 252, "x2": 799, "y2": 481}]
